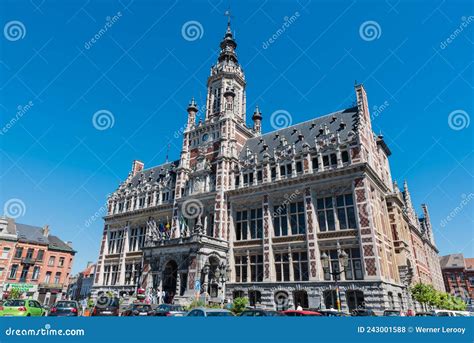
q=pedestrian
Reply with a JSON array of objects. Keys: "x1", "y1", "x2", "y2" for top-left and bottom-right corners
[{"x1": 296, "y1": 303, "x2": 303, "y2": 311}]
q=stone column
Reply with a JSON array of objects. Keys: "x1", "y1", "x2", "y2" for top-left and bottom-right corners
[
  {"x1": 304, "y1": 187, "x2": 322, "y2": 281},
  {"x1": 263, "y1": 195, "x2": 275, "y2": 282}
]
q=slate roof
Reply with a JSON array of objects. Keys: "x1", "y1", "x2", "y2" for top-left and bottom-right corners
[
  {"x1": 240, "y1": 107, "x2": 359, "y2": 160},
  {"x1": 126, "y1": 160, "x2": 179, "y2": 188},
  {"x1": 440, "y1": 254, "x2": 465, "y2": 269},
  {"x1": 15, "y1": 222, "x2": 75, "y2": 253}
]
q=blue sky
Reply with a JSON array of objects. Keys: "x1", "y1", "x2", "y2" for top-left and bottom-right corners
[{"x1": 0, "y1": 0, "x2": 472, "y2": 274}]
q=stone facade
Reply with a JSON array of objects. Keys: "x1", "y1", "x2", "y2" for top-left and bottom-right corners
[{"x1": 92, "y1": 22, "x2": 444, "y2": 313}]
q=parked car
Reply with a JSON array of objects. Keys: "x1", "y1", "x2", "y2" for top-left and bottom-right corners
[
  {"x1": 187, "y1": 308, "x2": 234, "y2": 317},
  {"x1": 153, "y1": 304, "x2": 187, "y2": 317},
  {"x1": 351, "y1": 309, "x2": 377, "y2": 316},
  {"x1": 239, "y1": 309, "x2": 285, "y2": 316},
  {"x1": 49, "y1": 301, "x2": 80, "y2": 317},
  {"x1": 316, "y1": 309, "x2": 350, "y2": 317},
  {"x1": 281, "y1": 310, "x2": 322, "y2": 316},
  {"x1": 415, "y1": 312, "x2": 434, "y2": 316},
  {"x1": 91, "y1": 296, "x2": 120, "y2": 316},
  {"x1": 0, "y1": 299, "x2": 46, "y2": 317},
  {"x1": 121, "y1": 303, "x2": 153, "y2": 316},
  {"x1": 383, "y1": 309, "x2": 405, "y2": 316}
]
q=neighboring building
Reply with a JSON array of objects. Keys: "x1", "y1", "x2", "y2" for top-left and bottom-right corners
[
  {"x1": 69, "y1": 262, "x2": 96, "y2": 300},
  {"x1": 0, "y1": 216, "x2": 75, "y2": 305},
  {"x1": 92, "y1": 21, "x2": 444, "y2": 313},
  {"x1": 440, "y1": 254, "x2": 473, "y2": 303}
]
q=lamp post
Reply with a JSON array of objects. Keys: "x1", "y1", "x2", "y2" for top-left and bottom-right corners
[
  {"x1": 321, "y1": 249, "x2": 349, "y2": 312},
  {"x1": 214, "y1": 262, "x2": 229, "y2": 307}
]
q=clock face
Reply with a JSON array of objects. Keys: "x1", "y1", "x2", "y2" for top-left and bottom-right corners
[{"x1": 202, "y1": 133, "x2": 209, "y2": 142}]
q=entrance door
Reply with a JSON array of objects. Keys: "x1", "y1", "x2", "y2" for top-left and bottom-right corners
[{"x1": 162, "y1": 260, "x2": 178, "y2": 303}]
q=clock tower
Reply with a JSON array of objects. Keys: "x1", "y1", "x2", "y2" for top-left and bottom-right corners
[{"x1": 172, "y1": 20, "x2": 256, "y2": 241}]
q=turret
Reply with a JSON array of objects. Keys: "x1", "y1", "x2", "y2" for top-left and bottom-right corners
[
  {"x1": 187, "y1": 98, "x2": 198, "y2": 129},
  {"x1": 252, "y1": 106, "x2": 262, "y2": 135}
]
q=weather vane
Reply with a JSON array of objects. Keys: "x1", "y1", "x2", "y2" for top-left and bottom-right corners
[{"x1": 224, "y1": 9, "x2": 233, "y2": 25}]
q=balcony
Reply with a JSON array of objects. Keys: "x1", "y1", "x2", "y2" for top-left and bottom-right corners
[{"x1": 21, "y1": 257, "x2": 36, "y2": 265}]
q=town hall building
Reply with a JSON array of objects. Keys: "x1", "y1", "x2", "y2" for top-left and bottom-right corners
[{"x1": 92, "y1": 21, "x2": 444, "y2": 313}]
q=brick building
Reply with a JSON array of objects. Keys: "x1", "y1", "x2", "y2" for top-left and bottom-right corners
[
  {"x1": 92, "y1": 21, "x2": 444, "y2": 313},
  {"x1": 0, "y1": 217, "x2": 75, "y2": 305},
  {"x1": 440, "y1": 254, "x2": 474, "y2": 304}
]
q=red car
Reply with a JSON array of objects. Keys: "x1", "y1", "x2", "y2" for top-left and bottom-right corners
[{"x1": 281, "y1": 310, "x2": 322, "y2": 316}]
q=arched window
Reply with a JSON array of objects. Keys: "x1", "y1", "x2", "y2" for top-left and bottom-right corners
[
  {"x1": 387, "y1": 292, "x2": 395, "y2": 309},
  {"x1": 398, "y1": 293, "x2": 404, "y2": 310},
  {"x1": 233, "y1": 290, "x2": 245, "y2": 299},
  {"x1": 346, "y1": 290, "x2": 365, "y2": 312},
  {"x1": 248, "y1": 290, "x2": 261, "y2": 307},
  {"x1": 293, "y1": 290, "x2": 309, "y2": 309},
  {"x1": 323, "y1": 290, "x2": 338, "y2": 309}
]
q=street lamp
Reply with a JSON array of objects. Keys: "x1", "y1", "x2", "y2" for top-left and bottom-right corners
[
  {"x1": 321, "y1": 249, "x2": 349, "y2": 312},
  {"x1": 215, "y1": 262, "x2": 228, "y2": 306}
]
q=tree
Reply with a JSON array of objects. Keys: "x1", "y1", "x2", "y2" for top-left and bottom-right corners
[
  {"x1": 7, "y1": 288, "x2": 22, "y2": 300},
  {"x1": 410, "y1": 283, "x2": 435, "y2": 311},
  {"x1": 231, "y1": 297, "x2": 249, "y2": 315}
]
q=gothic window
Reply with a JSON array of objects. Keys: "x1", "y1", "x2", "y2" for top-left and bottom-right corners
[
  {"x1": 279, "y1": 163, "x2": 292, "y2": 178},
  {"x1": 235, "y1": 175, "x2": 240, "y2": 187},
  {"x1": 347, "y1": 290, "x2": 365, "y2": 312},
  {"x1": 248, "y1": 290, "x2": 262, "y2": 307},
  {"x1": 293, "y1": 251, "x2": 309, "y2": 281},
  {"x1": 323, "y1": 290, "x2": 338, "y2": 309},
  {"x1": 323, "y1": 250, "x2": 341, "y2": 281},
  {"x1": 103, "y1": 266, "x2": 111, "y2": 285},
  {"x1": 317, "y1": 197, "x2": 335, "y2": 231},
  {"x1": 296, "y1": 161, "x2": 303, "y2": 173},
  {"x1": 275, "y1": 253, "x2": 290, "y2": 281},
  {"x1": 312, "y1": 157, "x2": 319, "y2": 171},
  {"x1": 273, "y1": 205, "x2": 288, "y2": 236},
  {"x1": 233, "y1": 290, "x2": 245, "y2": 299},
  {"x1": 289, "y1": 201, "x2": 306, "y2": 235},
  {"x1": 342, "y1": 150, "x2": 350, "y2": 163},
  {"x1": 336, "y1": 194, "x2": 357, "y2": 230},
  {"x1": 110, "y1": 265, "x2": 119, "y2": 286},
  {"x1": 118, "y1": 202, "x2": 124, "y2": 212},
  {"x1": 235, "y1": 211, "x2": 248, "y2": 240},
  {"x1": 139, "y1": 197, "x2": 145, "y2": 208},
  {"x1": 343, "y1": 248, "x2": 363, "y2": 280},
  {"x1": 250, "y1": 255, "x2": 263, "y2": 282},
  {"x1": 129, "y1": 226, "x2": 146, "y2": 251},
  {"x1": 271, "y1": 167, "x2": 276, "y2": 180},
  {"x1": 236, "y1": 209, "x2": 263, "y2": 240},
  {"x1": 257, "y1": 170, "x2": 263, "y2": 182},
  {"x1": 235, "y1": 256, "x2": 247, "y2": 282},
  {"x1": 108, "y1": 230, "x2": 124, "y2": 254},
  {"x1": 249, "y1": 209, "x2": 263, "y2": 239}
]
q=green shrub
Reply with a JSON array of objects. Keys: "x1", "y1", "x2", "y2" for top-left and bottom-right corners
[{"x1": 231, "y1": 297, "x2": 249, "y2": 315}]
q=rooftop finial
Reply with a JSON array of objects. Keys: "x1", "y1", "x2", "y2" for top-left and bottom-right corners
[{"x1": 224, "y1": 9, "x2": 232, "y2": 28}]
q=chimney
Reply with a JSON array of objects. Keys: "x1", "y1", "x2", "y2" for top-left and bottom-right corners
[
  {"x1": 86, "y1": 261, "x2": 93, "y2": 268},
  {"x1": 131, "y1": 160, "x2": 144, "y2": 177},
  {"x1": 0, "y1": 216, "x2": 8, "y2": 232},
  {"x1": 66, "y1": 241, "x2": 73, "y2": 247},
  {"x1": 42, "y1": 225, "x2": 49, "y2": 237}
]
